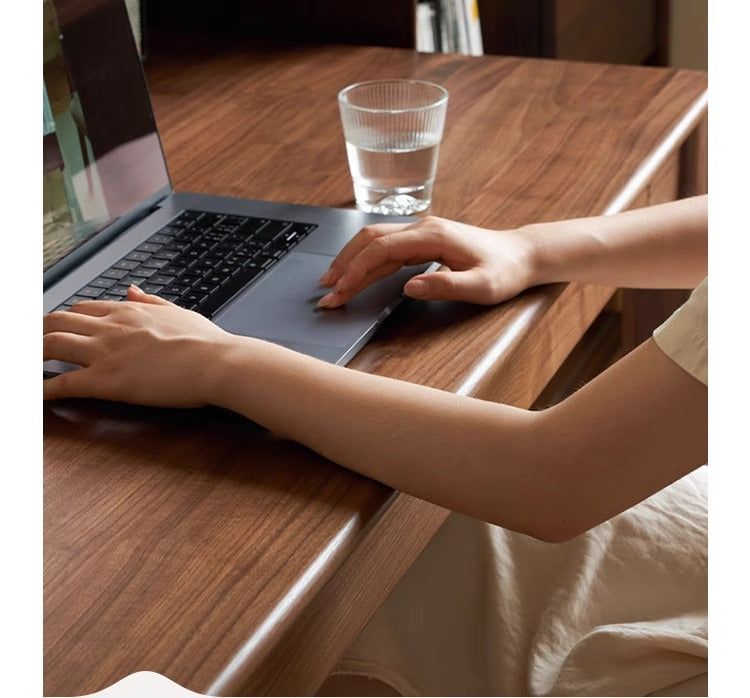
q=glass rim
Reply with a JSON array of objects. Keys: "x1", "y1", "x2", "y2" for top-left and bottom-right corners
[{"x1": 338, "y1": 79, "x2": 449, "y2": 114}]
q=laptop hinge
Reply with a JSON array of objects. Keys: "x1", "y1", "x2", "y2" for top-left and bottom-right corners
[{"x1": 43, "y1": 186, "x2": 171, "y2": 290}]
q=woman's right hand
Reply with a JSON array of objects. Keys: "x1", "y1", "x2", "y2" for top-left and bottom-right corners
[{"x1": 317, "y1": 216, "x2": 539, "y2": 308}]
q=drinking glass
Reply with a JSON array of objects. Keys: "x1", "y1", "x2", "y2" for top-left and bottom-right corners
[{"x1": 338, "y1": 79, "x2": 449, "y2": 215}]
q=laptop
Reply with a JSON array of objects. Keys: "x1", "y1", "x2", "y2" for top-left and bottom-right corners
[{"x1": 43, "y1": 0, "x2": 429, "y2": 375}]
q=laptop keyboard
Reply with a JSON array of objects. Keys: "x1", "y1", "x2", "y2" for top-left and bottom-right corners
[{"x1": 55, "y1": 211, "x2": 316, "y2": 318}]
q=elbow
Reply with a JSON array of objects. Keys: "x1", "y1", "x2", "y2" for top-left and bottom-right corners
[
  {"x1": 532, "y1": 521, "x2": 586, "y2": 544},
  {"x1": 484, "y1": 504, "x2": 589, "y2": 544},
  {"x1": 522, "y1": 516, "x2": 587, "y2": 544},
  {"x1": 520, "y1": 480, "x2": 604, "y2": 543},
  {"x1": 513, "y1": 406, "x2": 600, "y2": 544}
]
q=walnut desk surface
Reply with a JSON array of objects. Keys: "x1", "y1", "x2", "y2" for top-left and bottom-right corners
[{"x1": 43, "y1": 41, "x2": 707, "y2": 697}]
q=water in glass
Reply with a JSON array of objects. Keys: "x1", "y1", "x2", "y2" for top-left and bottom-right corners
[{"x1": 345, "y1": 130, "x2": 440, "y2": 215}]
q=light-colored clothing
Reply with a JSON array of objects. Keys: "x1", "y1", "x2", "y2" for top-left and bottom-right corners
[
  {"x1": 653, "y1": 277, "x2": 707, "y2": 386},
  {"x1": 335, "y1": 279, "x2": 708, "y2": 696}
]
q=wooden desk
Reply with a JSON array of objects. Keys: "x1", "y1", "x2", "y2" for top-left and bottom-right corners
[{"x1": 44, "y1": 42, "x2": 707, "y2": 696}]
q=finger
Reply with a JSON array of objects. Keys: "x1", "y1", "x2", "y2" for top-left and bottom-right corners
[
  {"x1": 318, "y1": 228, "x2": 450, "y2": 307},
  {"x1": 320, "y1": 223, "x2": 409, "y2": 286},
  {"x1": 318, "y1": 260, "x2": 404, "y2": 308},
  {"x1": 127, "y1": 284, "x2": 173, "y2": 305},
  {"x1": 43, "y1": 367, "x2": 96, "y2": 401},
  {"x1": 68, "y1": 299, "x2": 121, "y2": 317},
  {"x1": 327, "y1": 228, "x2": 446, "y2": 296},
  {"x1": 404, "y1": 269, "x2": 495, "y2": 304},
  {"x1": 43, "y1": 332, "x2": 96, "y2": 367},
  {"x1": 44, "y1": 308, "x2": 106, "y2": 336}
]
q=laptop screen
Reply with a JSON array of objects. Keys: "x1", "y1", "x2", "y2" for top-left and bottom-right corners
[{"x1": 43, "y1": 0, "x2": 170, "y2": 271}]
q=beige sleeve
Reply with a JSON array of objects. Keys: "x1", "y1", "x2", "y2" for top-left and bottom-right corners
[{"x1": 653, "y1": 277, "x2": 707, "y2": 386}]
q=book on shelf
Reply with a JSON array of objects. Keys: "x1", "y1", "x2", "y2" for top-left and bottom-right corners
[
  {"x1": 416, "y1": 1, "x2": 437, "y2": 52},
  {"x1": 417, "y1": 0, "x2": 483, "y2": 56}
]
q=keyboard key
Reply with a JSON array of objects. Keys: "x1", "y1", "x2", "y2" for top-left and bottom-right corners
[
  {"x1": 131, "y1": 266, "x2": 159, "y2": 279},
  {"x1": 255, "y1": 254, "x2": 276, "y2": 269},
  {"x1": 120, "y1": 275, "x2": 150, "y2": 287},
  {"x1": 122, "y1": 267, "x2": 152, "y2": 280},
  {"x1": 283, "y1": 225, "x2": 311, "y2": 245},
  {"x1": 189, "y1": 260, "x2": 215, "y2": 276},
  {"x1": 59, "y1": 295, "x2": 89, "y2": 309},
  {"x1": 212, "y1": 264, "x2": 236, "y2": 278},
  {"x1": 153, "y1": 249, "x2": 180, "y2": 260},
  {"x1": 201, "y1": 273, "x2": 225, "y2": 288},
  {"x1": 212, "y1": 224, "x2": 239, "y2": 236},
  {"x1": 140, "y1": 257, "x2": 170, "y2": 270},
  {"x1": 181, "y1": 291, "x2": 208, "y2": 309},
  {"x1": 136, "y1": 242, "x2": 163, "y2": 254},
  {"x1": 159, "y1": 264, "x2": 186, "y2": 277},
  {"x1": 112, "y1": 259, "x2": 141, "y2": 271},
  {"x1": 196, "y1": 238, "x2": 219, "y2": 250},
  {"x1": 199, "y1": 253, "x2": 224, "y2": 268},
  {"x1": 255, "y1": 220, "x2": 290, "y2": 242},
  {"x1": 238, "y1": 217, "x2": 267, "y2": 236},
  {"x1": 141, "y1": 283, "x2": 166, "y2": 295},
  {"x1": 197, "y1": 267, "x2": 264, "y2": 317},
  {"x1": 179, "y1": 249, "x2": 204, "y2": 263},
  {"x1": 222, "y1": 215, "x2": 247, "y2": 227},
  {"x1": 124, "y1": 250, "x2": 152, "y2": 262},
  {"x1": 77, "y1": 286, "x2": 106, "y2": 298},
  {"x1": 150, "y1": 274, "x2": 176, "y2": 286},
  {"x1": 100, "y1": 267, "x2": 129, "y2": 280},
  {"x1": 174, "y1": 211, "x2": 202, "y2": 224},
  {"x1": 164, "y1": 283, "x2": 190, "y2": 296},
  {"x1": 178, "y1": 271, "x2": 203, "y2": 286},
  {"x1": 148, "y1": 232, "x2": 176, "y2": 245},
  {"x1": 198, "y1": 213, "x2": 223, "y2": 226},
  {"x1": 165, "y1": 262, "x2": 189, "y2": 277},
  {"x1": 90, "y1": 276, "x2": 117, "y2": 289},
  {"x1": 224, "y1": 231, "x2": 249, "y2": 245},
  {"x1": 170, "y1": 233, "x2": 195, "y2": 248}
]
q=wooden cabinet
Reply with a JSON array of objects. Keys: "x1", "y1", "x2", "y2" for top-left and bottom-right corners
[{"x1": 477, "y1": 0, "x2": 668, "y2": 65}]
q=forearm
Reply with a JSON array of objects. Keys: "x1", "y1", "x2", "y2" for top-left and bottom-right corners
[
  {"x1": 207, "y1": 332, "x2": 705, "y2": 542},
  {"x1": 523, "y1": 195, "x2": 707, "y2": 289},
  {"x1": 43, "y1": 292, "x2": 707, "y2": 541},
  {"x1": 209, "y1": 336, "x2": 554, "y2": 535}
]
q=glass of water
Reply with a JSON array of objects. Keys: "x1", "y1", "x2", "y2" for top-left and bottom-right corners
[{"x1": 338, "y1": 79, "x2": 449, "y2": 215}]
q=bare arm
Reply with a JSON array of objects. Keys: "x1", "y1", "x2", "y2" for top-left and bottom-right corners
[
  {"x1": 317, "y1": 195, "x2": 707, "y2": 308},
  {"x1": 527, "y1": 194, "x2": 707, "y2": 289},
  {"x1": 43, "y1": 288, "x2": 706, "y2": 542}
]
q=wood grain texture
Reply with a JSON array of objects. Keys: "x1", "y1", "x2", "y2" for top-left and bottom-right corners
[{"x1": 44, "y1": 41, "x2": 707, "y2": 696}]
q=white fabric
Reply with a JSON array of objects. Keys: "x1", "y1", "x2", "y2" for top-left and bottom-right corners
[
  {"x1": 336, "y1": 468, "x2": 707, "y2": 696},
  {"x1": 653, "y1": 278, "x2": 707, "y2": 385}
]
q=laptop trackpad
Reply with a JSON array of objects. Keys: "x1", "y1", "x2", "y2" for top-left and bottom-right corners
[{"x1": 214, "y1": 251, "x2": 412, "y2": 350}]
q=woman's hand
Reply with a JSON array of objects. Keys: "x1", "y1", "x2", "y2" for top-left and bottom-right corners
[
  {"x1": 43, "y1": 286, "x2": 237, "y2": 407},
  {"x1": 317, "y1": 216, "x2": 539, "y2": 308}
]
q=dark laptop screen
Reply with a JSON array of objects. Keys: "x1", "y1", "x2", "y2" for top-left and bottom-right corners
[{"x1": 43, "y1": 0, "x2": 170, "y2": 271}]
